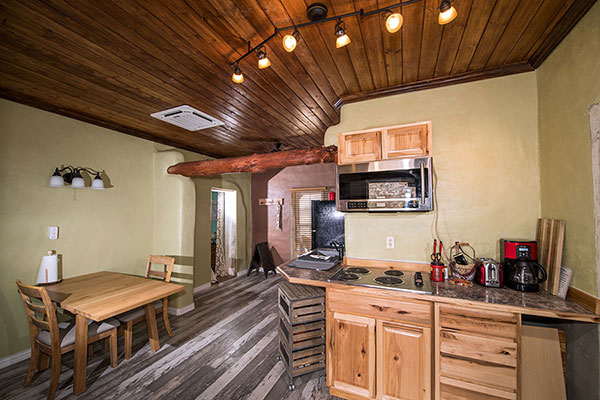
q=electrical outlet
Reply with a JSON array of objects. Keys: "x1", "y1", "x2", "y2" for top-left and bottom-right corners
[
  {"x1": 48, "y1": 226, "x2": 59, "y2": 240},
  {"x1": 386, "y1": 236, "x2": 394, "y2": 249}
]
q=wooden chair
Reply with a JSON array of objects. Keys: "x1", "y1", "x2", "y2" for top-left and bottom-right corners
[
  {"x1": 16, "y1": 280, "x2": 119, "y2": 400},
  {"x1": 117, "y1": 255, "x2": 175, "y2": 359}
]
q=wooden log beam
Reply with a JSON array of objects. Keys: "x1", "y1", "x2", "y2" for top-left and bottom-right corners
[{"x1": 167, "y1": 145, "x2": 338, "y2": 177}]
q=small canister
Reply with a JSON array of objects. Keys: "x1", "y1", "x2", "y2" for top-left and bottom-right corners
[{"x1": 431, "y1": 262, "x2": 445, "y2": 282}]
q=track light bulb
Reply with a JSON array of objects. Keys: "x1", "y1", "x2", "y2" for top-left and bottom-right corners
[
  {"x1": 232, "y1": 66, "x2": 244, "y2": 83},
  {"x1": 334, "y1": 20, "x2": 351, "y2": 48},
  {"x1": 385, "y1": 12, "x2": 403, "y2": 33},
  {"x1": 257, "y1": 47, "x2": 271, "y2": 69},
  {"x1": 282, "y1": 31, "x2": 299, "y2": 52},
  {"x1": 438, "y1": 0, "x2": 457, "y2": 25}
]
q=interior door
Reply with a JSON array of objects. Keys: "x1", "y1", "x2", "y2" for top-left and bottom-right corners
[
  {"x1": 328, "y1": 311, "x2": 376, "y2": 399},
  {"x1": 376, "y1": 320, "x2": 431, "y2": 400}
]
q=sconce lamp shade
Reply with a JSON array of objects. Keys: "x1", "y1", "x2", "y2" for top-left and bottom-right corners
[
  {"x1": 71, "y1": 176, "x2": 85, "y2": 188},
  {"x1": 49, "y1": 169, "x2": 65, "y2": 187},
  {"x1": 36, "y1": 251, "x2": 59, "y2": 284},
  {"x1": 91, "y1": 173, "x2": 105, "y2": 190}
]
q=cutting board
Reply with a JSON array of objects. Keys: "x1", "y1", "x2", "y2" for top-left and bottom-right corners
[
  {"x1": 536, "y1": 218, "x2": 565, "y2": 295},
  {"x1": 521, "y1": 325, "x2": 566, "y2": 400}
]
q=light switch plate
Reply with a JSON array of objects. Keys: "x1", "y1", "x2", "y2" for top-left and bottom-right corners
[
  {"x1": 386, "y1": 236, "x2": 394, "y2": 249},
  {"x1": 48, "y1": 226, "x2": 59, "y2": 240}
]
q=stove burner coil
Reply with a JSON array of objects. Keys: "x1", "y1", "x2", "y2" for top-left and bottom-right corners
[
  {"x1": 374, "y1": 276, "x2": 404, "y2": 286},
  {"x1": 383, "y1": 270, "x2": 404, "y2": 277},
  {"x1": 338, "y1": 273, "x2": 360, "y2": 281},
  {"x1": 345, "y1": 267, "x2": 371, "y2": 275}
]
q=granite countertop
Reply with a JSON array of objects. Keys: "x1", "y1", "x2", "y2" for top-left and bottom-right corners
[{"x1": 277, "y1": 261, "x2": 599, "y2": 323}]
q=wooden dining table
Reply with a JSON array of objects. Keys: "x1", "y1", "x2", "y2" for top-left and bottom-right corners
[{"x1": 44, "y1": 271, "x2": 184, "y2": 395}]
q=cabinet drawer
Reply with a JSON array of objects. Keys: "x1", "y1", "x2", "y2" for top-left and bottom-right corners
[
  {"x1": 328, "y1": 289, "x2": 431, "y2": 326},
  {"x1": 439, "y1": 305, "x2": 518, "y2": 339},
  {"x1": 440, "y1": 376, "x2": 516, "y2": 400},
  {"x1": 440, "y1": 354, "x2": 517, "y2": 392},
  {"x1": 439, "y1": 329, "x2": 517, "y2": 367}
]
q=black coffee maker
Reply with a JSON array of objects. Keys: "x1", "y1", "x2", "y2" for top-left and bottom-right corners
[{"x1": 501, "y1": 239, "x2": 548, "y2": 292}]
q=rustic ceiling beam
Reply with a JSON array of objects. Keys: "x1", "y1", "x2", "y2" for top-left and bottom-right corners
[{"x1": 167, "y1": 145, "x2": 338, "y2": 177}]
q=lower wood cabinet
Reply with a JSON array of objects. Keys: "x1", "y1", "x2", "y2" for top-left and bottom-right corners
[
  {"x1": 328, "y1": 312, "x2": 376, "y2": 399},
  {"x1": 377, "y1": 321, "x2": 431, "y2": 400},
  {"x1": 327, "y1": 289, "x2": 432, "y2": 400}
]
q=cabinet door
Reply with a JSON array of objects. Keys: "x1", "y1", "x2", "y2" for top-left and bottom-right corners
[
  {"x1": 328, "y1": 311, "x2": 376, "y2": 399},
  {"x1": 382, "y1": 123, "x2": 430, "y2": 159},
  {"x1": 338, "y1": 131, "x2": 382, "y2": 165},
  {"x1": 377, "y1": 321, "x2": 431, "y2": 400}
]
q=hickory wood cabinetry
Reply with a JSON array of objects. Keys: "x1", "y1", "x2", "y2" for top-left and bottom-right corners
[
  {"x1": 337, "y1": 122, "x2": 432, "y2": 165},
  {"x1": 326, "y1": 289, "x2": 432, "y2": 400}
]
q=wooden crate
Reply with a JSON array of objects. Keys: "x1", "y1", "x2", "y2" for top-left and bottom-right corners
[{"x1": 278, "y1": 281, "x2": 326, "y2": 390}]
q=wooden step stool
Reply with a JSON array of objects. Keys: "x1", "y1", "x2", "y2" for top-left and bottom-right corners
[{"x1": 277, "y1": 280, "x2": 326, "y2": 390}]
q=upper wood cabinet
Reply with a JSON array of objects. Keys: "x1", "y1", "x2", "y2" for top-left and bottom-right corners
[
  {"x1": 328, "y1": 311, "x2": 376, "y2": 399},
  {"x1": 338, "y1": 122, "x2": 431, "y2": 165},
  {"x1": 338, "y1": 130, "x2": 382, "y2": 165},
  {"x1": 377, "y1": 321, "x2": 431, "y2": 400}
]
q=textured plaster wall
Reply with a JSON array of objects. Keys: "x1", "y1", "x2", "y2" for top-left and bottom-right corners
[
  {"x1": 0, "y1": 99, "x2": 155, "y2": 358},
  {"x1": 153, "y1": 151, "x2": 196, "y2": 310},
  {"x1": 177, "y1": 150, "x2": 253, "y2": 288},
  {"x1": 325, "y1": 73, "x2": 541, "y2": 264},
  {"x1": 537, "y1": 2, "x2": 600, "y2": 296}
]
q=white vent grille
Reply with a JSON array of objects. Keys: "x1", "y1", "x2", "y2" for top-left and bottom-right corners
[{"x1": 151, "y1": 105, "x2": 224, "y2": 131}]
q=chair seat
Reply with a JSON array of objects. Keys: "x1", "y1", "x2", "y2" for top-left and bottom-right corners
[
  {"x1": 116, "y1": 300, "x2": 163, "y2": 323},
  {"x1": 38, "y1": 318, "x2": 120, "y2": 348}
]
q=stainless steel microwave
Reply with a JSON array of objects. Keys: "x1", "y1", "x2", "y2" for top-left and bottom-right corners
[{"x1": 336, "y1": 157, "x2": 433, "y2": 212}]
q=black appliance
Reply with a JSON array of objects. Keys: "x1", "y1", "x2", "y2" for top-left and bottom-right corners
[
  {"x1": 501, "y1": 239, "x2": 547, "y2": 292},
  {"x1": 336, "y1": 157, "x2": 433, "y2": 212},
  {"x1": 311, "y1": 200, "x2": 345, "y2": 250}
]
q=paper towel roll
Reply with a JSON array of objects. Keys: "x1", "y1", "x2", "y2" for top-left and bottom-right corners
[{"x1": 36, "y1": 251, "x2": 59, "y2": 284}]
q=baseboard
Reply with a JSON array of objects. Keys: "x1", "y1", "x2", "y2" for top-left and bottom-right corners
[
  {"x1": 0, "y1": 349, "x2": 30, "y2": 369},
  {"x1": 237, "y1": 268, "x2": 248, "y2": 277},
  {"x1": 168, "y1": 302, "x2": 195, "y2": 316},
  {"x1": 193, "y1": 282, "x2": 211, "y2": 294},
  {"x1": 567, "y1": 286, "x2": 600, "y2": 315}
]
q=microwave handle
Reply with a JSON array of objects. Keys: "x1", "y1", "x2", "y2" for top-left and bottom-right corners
[{"x1": 420, "y1": 161, "x2": 425, "y2": 204}]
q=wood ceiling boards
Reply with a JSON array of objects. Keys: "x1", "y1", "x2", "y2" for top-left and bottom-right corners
[{"x1": 0, "y1": 0, "x2": 595, "y2": 157}]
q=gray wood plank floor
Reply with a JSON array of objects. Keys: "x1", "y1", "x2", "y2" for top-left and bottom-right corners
[{"x1": 0, "y1": 273, "x2": 342, "y2": 400}]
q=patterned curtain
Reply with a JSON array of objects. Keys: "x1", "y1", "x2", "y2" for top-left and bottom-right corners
[{"x1": 214, "y1": 191, "x2": 228, "y2": 277}]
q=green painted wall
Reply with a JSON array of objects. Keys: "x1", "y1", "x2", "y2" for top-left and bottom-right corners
[
  {"x1": 325, "y1": 73, "x2": 541, "y2": 264},
  {"x1": 537, "y1": 2, "x2": 600, "y2": 296},
  {"x1": 0, "y1": 99, "x2": 155, "y2": 358}
]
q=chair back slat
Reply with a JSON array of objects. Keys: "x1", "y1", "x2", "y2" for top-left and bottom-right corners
[
  {"x1": 145, "y1": 255, "x2": 175, "y2": 283},
  {"x1": 31, "y1": 317, "x2": 51, "y2": 331},
  {"x1": 16, "y1": 280, "x2": 60, "y2": 350}
]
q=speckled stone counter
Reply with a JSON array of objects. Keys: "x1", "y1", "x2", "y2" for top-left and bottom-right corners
[{"x1": 277, "y1": 262, "x2": 599, "y2": 323}]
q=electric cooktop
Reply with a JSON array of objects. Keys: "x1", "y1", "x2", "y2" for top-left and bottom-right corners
[{"x1": 328, "y1": 266, "x2": 432, "y2": 294}]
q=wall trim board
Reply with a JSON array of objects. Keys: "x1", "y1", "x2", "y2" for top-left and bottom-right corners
[
  {"x1": 343, "y1": 256, "x2": 431, "y2": 273},
  {"x1": 567, "y1": 286, "x2": 600, "y2": 315},
  {"x1": 193, "y1": 282, "x2": 211, "y2": 295},
  {"x1": 168, "y1": 303, "x2": 195, "y2": 316},
  {"x1": 590, "y1": 102, "x2": 600, "y2": 295},
  {"x1": 0, "y1": 349, "x2": 30, "y2": 369},
  {"x1": 237, "y1": 268, "x2": 249, "y2": 277}
]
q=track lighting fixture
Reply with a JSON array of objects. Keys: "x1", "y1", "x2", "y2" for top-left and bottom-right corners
[
  {"x1": 334, "y1": 20, "x2": 351, "y2": 48},
  {"x1": 232, "y1": 65, "x2": 244, "y2": 83},
  {"x1": 282, "y1": 30, "x2": 300, "y2": 52},
  {"x1": 384, "y1": 11, "x2": 403, "y2": 33},
  {"x1": 228, "y1": 0, "x2": 458, "y2": 83},
  {"x1": 438, "y1": 0, "x2": 458, "y2": 25},
  {"x1": 257, "y1": 46, "x2": 271, "y2": 69}
]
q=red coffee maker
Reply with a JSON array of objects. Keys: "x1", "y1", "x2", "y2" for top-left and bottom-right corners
[{"x1": 500, "y1": 239, "x2": 547, "y2": 292}]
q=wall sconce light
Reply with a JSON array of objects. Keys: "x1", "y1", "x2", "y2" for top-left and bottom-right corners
[{"x1": 49, "y1": 166, "x2": 106, "y2": 190}]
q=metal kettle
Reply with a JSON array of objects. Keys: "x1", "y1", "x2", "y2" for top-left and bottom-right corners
[{"x1": 507, "y1": 260, "x2": 548, "y2": 292}]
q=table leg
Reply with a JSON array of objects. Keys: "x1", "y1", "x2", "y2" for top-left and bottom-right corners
[
  {"x1": 144, "y1": 303, "x2": 160, "y2": 351},
  {"x1": 73, "y1": 314, "x2": 88, "y2": 395}
]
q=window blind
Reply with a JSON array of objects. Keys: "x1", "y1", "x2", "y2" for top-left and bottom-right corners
[{"x1": 291, "y1": 187, "x2": 329, "y2": 258}]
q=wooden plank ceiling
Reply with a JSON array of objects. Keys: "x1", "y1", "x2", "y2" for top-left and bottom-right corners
[{"x1": 0, "y1": 0, "x2": 595, "y2": 157}]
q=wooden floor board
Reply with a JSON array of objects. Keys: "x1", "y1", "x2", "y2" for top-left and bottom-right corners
[{"x1": 0, "y1": 273, "x2": 339, "y2": 400}]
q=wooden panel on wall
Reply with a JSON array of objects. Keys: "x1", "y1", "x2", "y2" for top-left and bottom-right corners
[
  {"x1": 338, "y1": 131, "x2": 382, "y2": 165},
  {"x1": 382, "y1": 122, "x2": 431, "y2": 159}
]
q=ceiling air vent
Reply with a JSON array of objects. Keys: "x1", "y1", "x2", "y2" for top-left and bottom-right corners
[{"x1": 150, "y1": 105, "x2": 224, "y2": 131}]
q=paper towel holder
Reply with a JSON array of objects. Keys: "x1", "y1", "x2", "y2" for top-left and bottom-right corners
[{"x1": 36, "y1": 250, "x2": 62, "y2": 285}]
